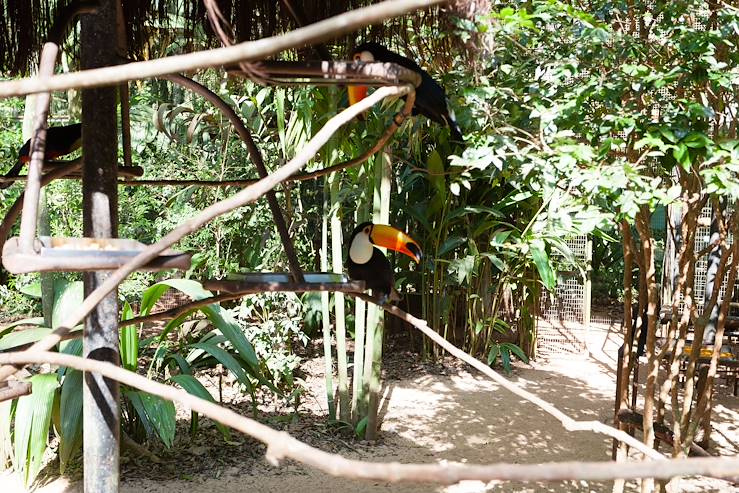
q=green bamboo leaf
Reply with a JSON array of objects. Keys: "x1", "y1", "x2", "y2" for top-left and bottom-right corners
[
  {"x1": 501, "y1": 347, "x2": 512, "y2": 374},
  {"x1": 505, "y1": 343, "x2": 530, "y2": 364},
  {"x1": 170, "y1": 375, "x2": 230, "y2": 439},
  {"x1": 139, "y1": 284, "x2": 170, "y2": 316},
  {"x1": 426, "y1": 149, "x2": 446, "y2": 196},
  {"x1": 14, "y1": 374, "x2": 59, "y2": 486},
  {"x1": 487, "y1": 345, "x2": 500, "y2": 365},
  {"x1": 58, "y1": 370, "x2": 83, "y2": 473},
  {"x1": 200, "y1": 305, "x2": 259, "y2": 369},
  {"x1": 530, "y1": 244, "x2": 556, "y2": 291}
]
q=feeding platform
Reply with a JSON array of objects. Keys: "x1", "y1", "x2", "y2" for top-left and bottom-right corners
[
  {"x1": 203, "y1": 272, "x2": 365, "y2": 294},
  {"x1": 1, "y1": 236, "x2": 191, "y2": 274}
]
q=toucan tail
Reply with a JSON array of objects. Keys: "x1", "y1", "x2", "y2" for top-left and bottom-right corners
[
  {"x1": 445, "y1": 105, "x2": 464, "y2": 144},
  {"x1": 0, "y1": 160, "x2": 23, "y2": 190},
  {"x1": 449, "y1": 120, "x2": 464, "y2": 143}
]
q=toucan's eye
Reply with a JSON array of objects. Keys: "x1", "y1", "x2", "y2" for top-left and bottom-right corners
[{"x1": 364, "y1": 227, "x2": 370, "y2": 234}]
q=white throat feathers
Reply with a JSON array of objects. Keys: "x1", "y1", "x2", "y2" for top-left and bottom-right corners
[{"x1": 349, "y1": 230, "x2": 374, "y2": 264}]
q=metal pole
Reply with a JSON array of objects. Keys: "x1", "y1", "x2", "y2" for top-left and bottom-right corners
[{"x1": 81, "y1": 1, "x2": 120, "y2": 491}]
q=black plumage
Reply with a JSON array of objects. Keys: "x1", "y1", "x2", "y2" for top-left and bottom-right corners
[
  {"x1": 1, "y1": 123, "x2": 82, "y2": 189},
  {"x1": 347, "y1": 222, "x2": 396, "y2": 300},
  {"x1": 353, "y1": 42, "x2": 463, "y2": 142}
]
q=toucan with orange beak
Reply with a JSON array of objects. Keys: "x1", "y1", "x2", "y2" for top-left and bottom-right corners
[
  {"x1": 348, "y1": 42, "x2": 463, "y2": 142},
  {"x1": 0, "y1": 123, "x2": 82, "y2": 189},
  {"x1": 347, "y1": 222, "x2": 422, "y2": 303}
]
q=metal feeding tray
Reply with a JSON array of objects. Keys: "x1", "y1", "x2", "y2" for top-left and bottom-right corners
[
  {"x1": 2, "y1": 236, "x2": 192, "y2": 274},
  {"x1": 203, "y1": 272, "x2": 365, "y2": 294}
]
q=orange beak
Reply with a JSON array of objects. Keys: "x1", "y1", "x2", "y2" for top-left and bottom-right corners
[
  {"x1": 369, "y1": 225, "x2": 422, "y2": 263},
  {"x1": 348, "y1": 85, "x2": 368, "y2": 120}
]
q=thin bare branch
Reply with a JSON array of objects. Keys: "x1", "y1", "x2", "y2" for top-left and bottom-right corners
[
  {"x1": 2, "y1": 351, "x2": 738, "y2": 484},
  {"x1": 349, "y1": 294, "x2": 666, "y2": 461}
]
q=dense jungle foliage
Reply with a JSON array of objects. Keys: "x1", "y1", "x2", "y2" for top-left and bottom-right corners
[{"x1": 2, "y1": 0, "x2": 739, "y2": 485}]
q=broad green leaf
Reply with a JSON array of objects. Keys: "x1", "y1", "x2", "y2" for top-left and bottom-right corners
[
  {"x1": 170, "y1": 374, "x2": 229, "y2": 439},
  {"x1": 189, "y1": 342, "x2": 251, "y2": 389},
  {"x1": 0, "y1": 317, "x2": 44, "y2": 338},
  {"x1": 18, "y1": 282, "x2": 41, "y2": 299},
  {"x1": 52, "y1": 280, "x2": 83, "y2": 330},
  {"x1": 0, "y1": 327, "x2": 52, "y2": 351},
  {"x1": 426, "y1": 149, "x2": 446, "y2": 196},
  {"x1": 138, "y1": 393, "x2": 176, "y2": 448},
  {"x1": 120, "y1": 301, "x2": 139, "y2": 372},
  {"x1": 501, "y1": 347, "x2": 512, "y2": 374},
  {"x1": 125, "y1": 390, "x2": 154, "y2": 438},
  {"x1": 58, "y1": 370, "x2": 83, "y2": 474},
  {"x1": 437, "y1": 236, "x2": 466, "y2": 256},
  {"x1": 14, "y1": 374, "x2": 59, "y2": 486}
]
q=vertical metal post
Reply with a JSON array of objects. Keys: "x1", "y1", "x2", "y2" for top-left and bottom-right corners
[
  {"x1": 81, "y1": 1, "x2": 119, "y2": 491},
  {"x1": 584, "y1": 235, "x2": 592, "y2": 328}
]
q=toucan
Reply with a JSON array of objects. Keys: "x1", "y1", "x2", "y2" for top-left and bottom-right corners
[
  {"x1": 347, "y1": 221, "x2": 422, "y2": 303},
  {"x1": 0, "y1": 123, "x2": 82, "y2": 189},
  {"x1": 347, "y1": 42, "x2": 464, "y2": 142}
]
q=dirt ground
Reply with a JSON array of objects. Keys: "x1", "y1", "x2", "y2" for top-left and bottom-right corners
[{"x1": 3, "y1": 323, "x2": 738, "y2": 493}]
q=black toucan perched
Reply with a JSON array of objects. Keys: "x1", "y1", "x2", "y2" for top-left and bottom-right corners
[
  {"x1": 347, "y1": 222, "x2": 422, "y2": 303},
  {"x1": 0, "y1": 123, "x2": 82, "y2": 189},
  {"x1": 348, "y1": 42, "x2": 464, "y2": 142}
]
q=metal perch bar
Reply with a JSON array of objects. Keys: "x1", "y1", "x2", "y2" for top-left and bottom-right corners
[{"x1": 228, "y1": 61, "x2": 422, "y2": 88}]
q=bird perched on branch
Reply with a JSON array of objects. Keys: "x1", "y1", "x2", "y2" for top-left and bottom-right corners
[
  {"x1": 0, "y1": 123, "x2": 82, "y2": 189},
  {"x1": 348, "y1": 42, "x2": 464, "y2": 142},
  {"x1": 347, "y1": 222, "x2": 422, "y2": 304}
]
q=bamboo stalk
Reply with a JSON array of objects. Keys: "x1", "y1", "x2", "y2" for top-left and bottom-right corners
[
  {"x1": 329, "y1": 168, "x2": 349, "y2": 422},
  {"x1": 365, "y1": 151, "x2": 392, "y2": 440},
  {"x1": 321, "y1": 178, "x2": 336, "y2": 421},
  {"x1": 351, "y1": 165, "x2": 371, "y2": 424}
]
